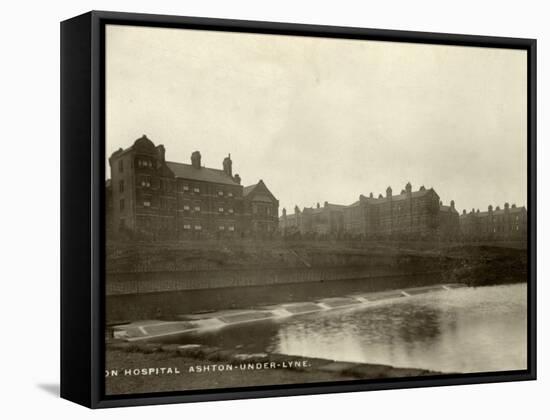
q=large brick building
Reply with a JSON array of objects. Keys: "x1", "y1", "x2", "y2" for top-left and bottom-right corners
[
  {"x1": 107, "y1": 135, "x2": 278, "y2": 240},
  {"x1": 280, "y1": 202, "x2": 346, "y2": 237},
  {"x1": 281, "y1": 183, "x2": 459, "y2": 239},
  {"x1": 459, "y1": 203, "x2": 527, "y2": 240},
  {"x1": 341, "y1": 183, "x2": 454, "y2": 239},
  {"x1": 243, "y1": 180, "x2": 280, "y2": 237}
]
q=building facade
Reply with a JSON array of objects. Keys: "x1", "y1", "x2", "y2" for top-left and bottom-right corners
[
  {"x1": 281, "y1": 183, "x2": 459, "y2": 240},
  {"x1": 342, "y1": 183, "x2": 451, "y2": 239},
  {"x1": 107, "y1": 135, "x2": 278, "y2": 240},
  {"x1": 459, "y1": 203, "x2": 527, "y2": 240},
  {"x1": 243, "y1": 180, "x2": 279, "y2": 237},
  {"x1": 280, "y1": 202, "x2": 346, "y2": 238}
]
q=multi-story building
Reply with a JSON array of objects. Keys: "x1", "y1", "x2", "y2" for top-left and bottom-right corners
[
  {"x1": 439, "y1": 200, "x2": 460, "y2": 238},
  {"x1": 107, "y1": 135, "x2": 278, "y2": 240},
  {"x1": 459, "y1": 203, "x2": 527, "y2": 240},
  {"x1": 342, "y1": 183, "x2": 450, "y2": 239},
  {"x1": 281, "y1": 183, "x2": 459, "y2": 239},
  {"x1": 280, "y1": 202, "x2": 346, "y2": 237},
  {"x1": 243, "y1": 180, "x2": 279, "y2": 237}
]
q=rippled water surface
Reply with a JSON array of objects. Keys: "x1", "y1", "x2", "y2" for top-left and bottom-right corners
[{"x1": 171, "y1": 284, "x2": 527, "y2": 373}]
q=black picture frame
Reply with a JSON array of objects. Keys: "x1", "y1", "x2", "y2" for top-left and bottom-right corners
[{"x1": 61, "y1": 10, "x2": 537, "y2": 409}]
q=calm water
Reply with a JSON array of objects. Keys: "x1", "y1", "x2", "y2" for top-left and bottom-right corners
[{"x1": 165, "y1": 284, "x2": 527, "y2": 373}]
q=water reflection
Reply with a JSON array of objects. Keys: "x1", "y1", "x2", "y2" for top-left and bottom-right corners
[{"x1": 166, "y1": 284, "x2": 527, "y2": 374}]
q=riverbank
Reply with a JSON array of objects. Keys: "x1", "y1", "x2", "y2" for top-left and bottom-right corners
[
  {"x1": 105, "y1": 341, "x2": 439, "y2": 395},
  {"x1": 106, "y1": 240, "x2": 527, "y2": 295}
]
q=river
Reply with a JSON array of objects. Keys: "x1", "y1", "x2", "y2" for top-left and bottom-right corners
[{"x1": 160, "y1": 283, "x2": 527, "y2": 374}]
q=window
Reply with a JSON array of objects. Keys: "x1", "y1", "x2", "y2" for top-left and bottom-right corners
[
  {"x1": 193, "y1": 187, "x2": 200, "y2": 193},
  {"x1": 218, "y1": 225, "x2": 225, "y2": 231},
  {"x1": 218, "y1": 191, "x2": 224, "y2": 196},
  {"x1": 194, "y1": 206, "x2": 201, "y2": 212},
  {"x1": 228, "y1": 208, "x2": 234, "y2": 214},
  {"x1": 194, "y1": 225, "x2": 202, "y2": 231},
  {"x1": 118, "y1": 160, "x2": 123, "y2": 173},
  {"x1": 228, "y1": 225, "x2": 235, "y2": 231},
  {"x1": 143, "y1": 200, "x2": 151, "y2": 207},
  {"x1": 138, "y1": 159, "x2": 153, "y2": 168},
  {"x1": 183, "y1": 205, "x2": 190, "y2": 211},
  {"x1": 119, "y1": 199, "x2": 125, "y2": 211},
  {"x1": 141, "y1": 177, "x2": 151, "y2": 188},
  {"x1": 183, "y1": 185, "x2": 189, "y2": 192},
  {"x1": 228, "y1": 192, "x2": 233, "y2": 198},
  {"x1": 218, "y1": 207, "x2": 224, "y2": 213},
  {"x1": 119, "y1": 180, "x2": 124, "y2": 193},
  {"x1": 183, "y1": 224, "x2": 191, "y2": 230}
]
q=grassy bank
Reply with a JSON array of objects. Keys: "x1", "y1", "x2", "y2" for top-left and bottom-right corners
[
  {"x1": 105, "y1": 342, "x2": 438, "y2": 395},
  {"x1": 106, "y1": 239, "x2": 527, "y2": 287}
]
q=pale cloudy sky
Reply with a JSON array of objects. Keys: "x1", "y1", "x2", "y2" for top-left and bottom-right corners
[{"x1": 106, "y1": 24, "x2": 527, "y2": 214}]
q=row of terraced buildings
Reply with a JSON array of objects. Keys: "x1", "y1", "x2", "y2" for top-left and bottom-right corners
[
  {"x1": 279, "y1": 182, "x2": 527, "y2": 241},
  {"x1": 106, "y1": 136, "x2": 527, "y2": 241}
]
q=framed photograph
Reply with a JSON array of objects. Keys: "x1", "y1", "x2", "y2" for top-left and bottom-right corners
[{"x1": 61, "y1": 11, "x2": 536, "y2": 408}]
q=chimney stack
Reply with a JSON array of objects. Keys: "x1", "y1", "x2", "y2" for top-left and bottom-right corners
[
  {"x1": 223, "y1": 154, "x2": 232, "y2": 176},
  {"x1": 191, "y1": 151, "x2": 201, "y2": 169},
  {"x1": 386, "y1": 186, "x2": 392, "y2": 199},
  {"x1": 156, "y1": 145, "x2": 166, "y2": 163},
  {"x1": 233, "y1": 174, "x2": 241, "y2": 184}
]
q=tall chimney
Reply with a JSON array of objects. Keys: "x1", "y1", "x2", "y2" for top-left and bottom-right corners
[
  {"x1": 405, "y1": 182, "x2": 412, "y2": 194},
  {"x1": 223, "y1": 154, "x2": 232, "y2": 176},
  {"x1": 156, "y1": 145, "x2": 165, "y2": 163},
  {"x1": 191, "y1": 151, "x2": 201, "y2": 169},
  {"x1": 386, "y1": 186, "x2": 392, "y2": 199},
  {"x1": 233, "y1": 174, "x2": 241, "y2": 184}
]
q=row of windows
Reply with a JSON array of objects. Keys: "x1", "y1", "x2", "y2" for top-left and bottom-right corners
[
  {"x1": 137, "y1": 159, "x2": 153, "y2": 168},
  {"x1": 182, "y1": 224, "x2": 202, "y2": 231},
  {"x1": 252, "y1": 205, "x2": 272, "y2": 216},
  {"x1": 180, "y1": 224, "x2": 236, "y2": 231},
  {"x1": 139, "y1": 201, "x2": 235, "y2": 214},
  {"x1": 136, "y1": 176, "x2": 237, "y2": 197}
]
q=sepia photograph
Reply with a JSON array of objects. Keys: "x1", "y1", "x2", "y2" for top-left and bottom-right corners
[{"x1": 103, "y1": 23, "x2": 529, "y2": 396}]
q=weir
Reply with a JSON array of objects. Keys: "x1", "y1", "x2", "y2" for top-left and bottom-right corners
[{"x1": 113, "y1": 283, "x2": 466, "y2": 342}]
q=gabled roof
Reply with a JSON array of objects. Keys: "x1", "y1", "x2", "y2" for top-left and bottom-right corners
[
  {"x1": 243, "y1": 180, "x2": 278, "y2": 203},
  {"x1": 349, "y1": 188, "x2": 436, "y2": 207},
  {"x1": 166, "y1": 161, "x2": 239, "y2": 186},
  {"x1": 243, "y1": 184, "x2": 257, "y2": 196},
  {"x1": 390, "y1": 188, "x2": 435, "y2": 202}
]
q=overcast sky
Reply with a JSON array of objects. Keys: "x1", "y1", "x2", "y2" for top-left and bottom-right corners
[{"x1": 106, "y1": 24, "x2": 527, "y2": 214}]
